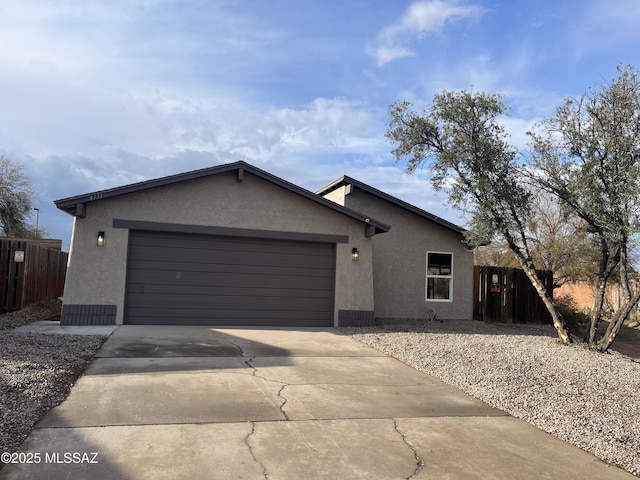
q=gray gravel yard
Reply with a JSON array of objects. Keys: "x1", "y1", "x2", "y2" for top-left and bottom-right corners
[
  {"x1": 0, "y1": 301, "x2": 106, "y2": 467},
  {"x1": 341, "y1": 320, "x2": 640, "y2": 477}
]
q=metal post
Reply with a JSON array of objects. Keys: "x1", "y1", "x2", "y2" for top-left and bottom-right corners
[{"x1": 33, "y1": 208, "x2": 39, "y2": 238}]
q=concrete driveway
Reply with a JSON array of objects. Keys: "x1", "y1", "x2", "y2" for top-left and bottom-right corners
[{"x1": 1, "y1": 326, "x2": 634, "y2": 479}]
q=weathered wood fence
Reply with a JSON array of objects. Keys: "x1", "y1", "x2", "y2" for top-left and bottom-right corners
[
  {"x1": 0, "y1": 238, "x2": 68, "y2": 313},
  {"x1": 473, "y1": 266, "x2": 553, "y2": 324}
]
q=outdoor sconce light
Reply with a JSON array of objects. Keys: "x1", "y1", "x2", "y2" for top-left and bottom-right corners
[
  {"x1": 97, "y1": 231, "x2": 105, "y2": 247},
  {"x1": 351, "y1": 247, "x2": 359, "y2": 261}
]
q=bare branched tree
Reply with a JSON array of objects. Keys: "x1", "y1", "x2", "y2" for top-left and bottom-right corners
[{"x1": 0, "y1": 156, "x2": 37, "y2": 237}]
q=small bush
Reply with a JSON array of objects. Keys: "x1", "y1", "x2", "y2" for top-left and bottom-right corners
[{"x1": 555, "y1": 294, "x2": 590, "y2": 336}]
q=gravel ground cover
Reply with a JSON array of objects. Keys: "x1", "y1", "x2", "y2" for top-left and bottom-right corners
[
  {"x1": 0, "y1": 301, "x2": 107, "y2": 467},
  {"x1": 342, "y1": 320, "x2": 640, "y2": 477},
  {"x1": 0, "y1": 299, "x2": 62, "y2": 331}
]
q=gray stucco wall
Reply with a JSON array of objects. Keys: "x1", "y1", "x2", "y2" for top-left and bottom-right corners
[
  {"x1": 332, "y1": 187, "x2": 474, "y2": 320},
  {"x1": 63, "y1": 171, "x2": 375, "y2": 325}
]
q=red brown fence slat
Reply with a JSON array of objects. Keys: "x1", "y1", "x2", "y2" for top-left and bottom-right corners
[
  {"x1": 0, "y1": 238, "x2": 68, "y2": 313},
  {"x1": 473, "y1": 266, "x2": 553, "y2": 324}
]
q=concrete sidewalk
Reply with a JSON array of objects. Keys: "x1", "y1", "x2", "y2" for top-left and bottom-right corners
[{"x1": 1, "y1": 326, "x2": 634, "y2": 479}]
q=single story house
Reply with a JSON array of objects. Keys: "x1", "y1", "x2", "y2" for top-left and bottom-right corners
[{"x1": 54, "y1": 161, "x2": 472, "y2": 327}]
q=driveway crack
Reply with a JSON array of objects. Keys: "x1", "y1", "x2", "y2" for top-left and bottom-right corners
[
  {"x1": 393, "y1": 419, "x2": 424, "y2": 479},
  {"x1": 277, "y1": 384, "x2": 290, "y2": 421},
  {"x1": 244, "y1": 356, "x2": 258, "y2": 375},
  {"x1": 245, "y1": 421, "x2": 269, "y2": 479},
  {"x1": 244, "y1": 360, "x2": 289, "y2": 420},
  {"x1": 225, "y1": 340, "x2": 245, "y2": 357}
]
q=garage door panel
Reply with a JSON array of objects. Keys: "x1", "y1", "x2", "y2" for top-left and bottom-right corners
[
  {"x1": 131, "y1": 236, "x2": 335, "y2": 254},
  {"x1": 125, "y1": 230, "x2": 335, "y2": 326},
  {"x1": 127, "y1": 272, "x2": 334, "y2": 290},
  {"x1": 127, "y1": 307, "x2": 332, "y2": 318},
  {"x1": 126, "y1": 285, "x2": 334, "y2": 302},
  {"x1": 127, "y1": 259, "x2": 334, "y2": 277},
  {"x1": 126, "y1": 294, "x2": 333, "y2": 310},
  {"x1": 128, "y1": 244, "x2": 332, "y2": 262},
  {"x1": 129, "y1": 251, "x2": 333, "y2": 270},
  {"x1": 125, "y1": 316, "x2": 329, "y2": 327},
  {"x1": 130, "y1": 236, "x2": 334, "y2": 257},
  {"x1": 125, "y1": 308, "x2": 332, "y2": 323},
  {"x1": 126, "y1": 271, "x2": 334, "y2": 287},
  {"x1": 125, "y1": 283, "x2": 333, "y2": 298}
]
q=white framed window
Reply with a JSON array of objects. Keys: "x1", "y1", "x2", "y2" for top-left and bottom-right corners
[{"x1": 426, "y1": 251, "x2": 453, "y2": 302}]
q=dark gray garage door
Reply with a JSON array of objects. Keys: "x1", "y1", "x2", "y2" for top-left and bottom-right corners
[{"x1": 124, "y1": 230, "x2": 335, "y2": 326}]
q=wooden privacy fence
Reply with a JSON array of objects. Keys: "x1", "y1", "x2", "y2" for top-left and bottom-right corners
[
  {"x1": 473, "y1": 266, "x2": 553, "y2": 324},
  {"x1": 0, "y1": 238, "x2": 68, "y2": 313}
]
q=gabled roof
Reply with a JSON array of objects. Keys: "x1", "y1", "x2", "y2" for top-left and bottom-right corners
[
  {"x1": 316, "y1": 175, "x2": 464, "y2": 235},
  {"x1": 54, "y1": 161, "x2": 390, "y2": 235}
]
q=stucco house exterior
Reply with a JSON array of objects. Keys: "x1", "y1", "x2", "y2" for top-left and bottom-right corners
[
  {"x1": 54, "y1": 161, "x2": 472, "y2": 327},
  {"x1": 317, "y1": 176, "x2": 472, "y2": 321}
]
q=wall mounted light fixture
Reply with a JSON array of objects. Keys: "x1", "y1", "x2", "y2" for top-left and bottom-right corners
[
  {"x1": 97, "y1": 231, "x2": 105, "y2": 247},
  {"x1": 351, "y1": 247, "x2": 359, "y2": 261}
]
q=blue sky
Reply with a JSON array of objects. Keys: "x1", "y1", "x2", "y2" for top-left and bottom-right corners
[{"x1": 2, "y1": 0, "x2": 640, "y2": 249}]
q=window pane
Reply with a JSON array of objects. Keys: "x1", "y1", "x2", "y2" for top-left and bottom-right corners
[
  {"x1": 427, "y1": 253, "x2": 452, "y2": 275},
  {"x1": 427, "y1": 278, "x2": 451, "y2": 300}
]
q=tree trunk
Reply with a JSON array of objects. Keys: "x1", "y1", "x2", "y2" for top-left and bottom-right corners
[
  {"x1": 587, "y1": 242, "x2": 618, "y2": 343},
  {"x1": 597, "y1": 242, "x2": 638, "y2": 352},
  {"x1": 516, "y1": 257, "x2": 572, "y2": 343},
  {"x1": 596, "y1": 288, "x2": 640, "y2": 352},
  {"x1": 504, "y1": 232, "x2": 573, "y2": 344},
  {"x1": 588, "y1": 279, "x2": 607, "y2": 343},
  {"x1": 523, "y1": 264, "x2": 573, "y2": 344}
]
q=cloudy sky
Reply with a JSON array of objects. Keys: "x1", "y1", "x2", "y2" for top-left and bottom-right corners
[{"x1": 2, "y1": 0, "x2": 640, "y2": 248}]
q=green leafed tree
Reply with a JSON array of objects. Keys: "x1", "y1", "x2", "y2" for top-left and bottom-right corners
[
  {"x1": 528, "y1": 64, "x2": 640, "y2": 351},
  {"x1": 387, "y1": 65, "x2": 640, "y2": 352},
  {"x1": 0, "y1": 156, "x2": 37, "y2": 238},
  {"x1": 386, "y1": 91, "x2": 573, "y2": 344}
]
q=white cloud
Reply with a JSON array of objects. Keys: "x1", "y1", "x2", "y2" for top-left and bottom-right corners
[
  {"x1": 151, "y1": 94, "x2": 385, "y2": 165},
  {"x1": 367, "y1": 46, "x2": 415, "y2": 66},
  {"x1": 272, "y1": 98, "x2": 382, "y2": 151},
  {"x1": 11, "y1": 88, "x2": 387, "y2": 190},
  {"x1": 369, "y1": 0, "x2": 485, "y2": 66},
  {"x1": 380, "y1": 0, "x2": 482, "y2": 39}
]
